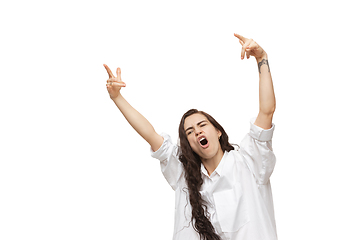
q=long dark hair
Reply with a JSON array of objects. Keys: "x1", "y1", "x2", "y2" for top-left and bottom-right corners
[{"x1": 178, "y1": 109, "x2": 234, "y2": 240}]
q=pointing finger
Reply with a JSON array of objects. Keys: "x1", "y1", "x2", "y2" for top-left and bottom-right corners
[
  {"x1": 234, "y1": 34, "x2": 244, "y2": 46},
  {"x1": 234, "y1": 33, "x2": 247, "y2": 43},
  {"x1": 103, "y1": 64, "x2": 115, "y2": 78}
]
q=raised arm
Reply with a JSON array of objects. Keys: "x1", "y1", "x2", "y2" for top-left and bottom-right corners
[
  {"x1": 234, "y1": 34, "x2": 276, "y2": 129},
  {"x1": 104, "y1": 64, "x2": 164, "y2": 151}
]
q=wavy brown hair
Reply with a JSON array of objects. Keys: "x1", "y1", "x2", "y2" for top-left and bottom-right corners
[{"x1": 178, "y1": 109, "x2": 234, "y2": 240}]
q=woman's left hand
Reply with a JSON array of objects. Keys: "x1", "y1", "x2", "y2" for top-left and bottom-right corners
[{"x1": 234, "y1": 33, "x2": 267, "y2": 60}]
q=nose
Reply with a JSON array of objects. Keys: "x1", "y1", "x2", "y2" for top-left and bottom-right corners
[{"x1": 195, "y1": 128, "x2": 202, "y2": 137}]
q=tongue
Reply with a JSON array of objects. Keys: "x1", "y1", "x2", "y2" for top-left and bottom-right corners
[{"x1": 200, "y1": 138, "x2": 208, "y2": 146}]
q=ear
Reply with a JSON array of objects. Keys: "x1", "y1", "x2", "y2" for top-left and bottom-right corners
[{"x1": 217, "y1": 130, "x2": 222, "y2": 139}]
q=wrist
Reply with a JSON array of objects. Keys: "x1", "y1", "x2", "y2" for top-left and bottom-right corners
[
  {"x1": 111, "y1": 93, "x2": 122, "y2": 101},
  {"x1": 256, "y1": 52, "x2": 268, "y2": 62}
]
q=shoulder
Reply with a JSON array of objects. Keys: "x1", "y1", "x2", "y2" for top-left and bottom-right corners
[
  {"x1": 222, "y1": 150, "x2": 252, "y2": 182},
  {"x1": 225, "y1": 149, "x2": 245, "y2": 165}
]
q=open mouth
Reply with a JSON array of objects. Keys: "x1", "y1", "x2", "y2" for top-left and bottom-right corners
[{"x1": 199, "y1": 137, "x2": 208, "y2": 146}]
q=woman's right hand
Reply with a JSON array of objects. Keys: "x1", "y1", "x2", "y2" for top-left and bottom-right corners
[{"x1": 104, "y1": 64, "x2": 126, "y2": 100}]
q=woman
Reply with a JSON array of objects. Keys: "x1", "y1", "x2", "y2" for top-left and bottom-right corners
[{"x1": 104, "y1": 34, "x2": 277, "y2": 240}]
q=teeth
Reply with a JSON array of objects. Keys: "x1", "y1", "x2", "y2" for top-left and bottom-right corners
[{"x1": 200, "y1": 137, "x2": 205, "y2": 141}]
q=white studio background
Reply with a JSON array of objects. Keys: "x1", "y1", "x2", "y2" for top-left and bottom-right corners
[{"x1": 1, "y1": 0, "x2": 359, "y2": 239}]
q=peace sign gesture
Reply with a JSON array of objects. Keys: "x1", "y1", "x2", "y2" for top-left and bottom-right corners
[
  {"x1": 234, "y1": 33, "x2": 267, "y2": 60},
  {"x1": 104, "y1": 64, "x2": 126, "y2": 99}
]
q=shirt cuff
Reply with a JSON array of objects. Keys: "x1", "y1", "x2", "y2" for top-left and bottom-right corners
[
  {"x1": 248, "y1": 117, "x2": 275, "y2": 142},
  {"x1": 150, "y1": 133, "x2": 172, "y2": 161}
]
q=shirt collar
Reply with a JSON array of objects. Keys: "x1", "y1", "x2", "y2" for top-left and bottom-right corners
[{"x1": 200, "y1": 151, "x2": 228, "y2": 178}]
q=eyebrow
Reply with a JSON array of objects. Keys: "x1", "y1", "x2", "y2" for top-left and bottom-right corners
[{"x1": 185, "y1": 120, "x2": 208, "y2": 133}]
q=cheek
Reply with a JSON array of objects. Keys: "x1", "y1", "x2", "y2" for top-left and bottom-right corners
[{"x1": 187, "y1": 137, "x2": 198, "y2": 150}]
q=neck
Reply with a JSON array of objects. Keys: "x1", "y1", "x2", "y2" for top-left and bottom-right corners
[{"x1": 201, "y1": 148, "x2": 224, "y2": 176}]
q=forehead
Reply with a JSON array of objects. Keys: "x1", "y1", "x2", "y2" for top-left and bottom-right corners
[{"x1": 184, "y1": 113, "x2": 208, "y2": 129}]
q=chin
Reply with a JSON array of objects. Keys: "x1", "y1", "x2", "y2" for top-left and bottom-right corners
[{"x1": 198, "y1": 147, "x2": 220, "y2": 161}]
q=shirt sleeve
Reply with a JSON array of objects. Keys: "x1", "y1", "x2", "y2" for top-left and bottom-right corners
[
  {"x1": 150, "y1": 133, "x2": 183, "y2": 191},
  {"x1": 239, "y1": 117, "x2": 276, "y2": 185}
]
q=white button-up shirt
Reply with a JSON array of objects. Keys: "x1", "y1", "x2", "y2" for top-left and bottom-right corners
[{"x1": 151, "y1": 117, "x2": 277, "y2": 240}]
